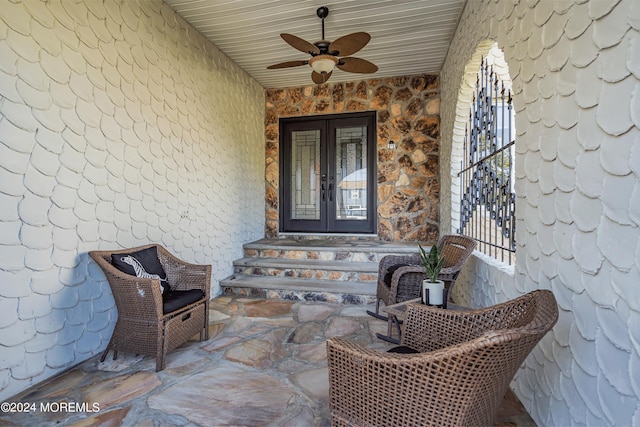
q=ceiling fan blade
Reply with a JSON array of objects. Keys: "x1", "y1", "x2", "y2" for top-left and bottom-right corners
[
  {"x1": 337, "y1": 57, "x2": 378, "y2": 74},
  {"x1": 267, "y1": 60, "x2": 308, "y2": 69},
  {"x1": 328, "y1": 32, "x2": 371, "y2": 56},
  {"x1": 281, "y1": 33, "x2": 320, "y2": 55},
  {"x1": 312, "y1": 71, "x2": 332, "y2": 84}
]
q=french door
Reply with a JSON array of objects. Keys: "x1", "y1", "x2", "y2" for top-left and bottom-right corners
[{"x1": 280, "y1": 112, "x2": 376, "y2": 233}]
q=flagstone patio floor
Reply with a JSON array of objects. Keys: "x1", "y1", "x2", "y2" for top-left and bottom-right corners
[{"x1": 1, "y1": 296, "x2": 536, "y2": 426}]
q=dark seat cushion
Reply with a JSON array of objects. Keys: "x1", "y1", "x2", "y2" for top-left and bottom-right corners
[
  {"x1": 163, "y1": 289, "x2": 205, "y2": 314},
  {"x1": 387, "y1": 345, "x2": 419, "y2": 354},
  {"x1": 111, "y1": 246, "x2": 170, "y2": 293},
  {"x1": 383, "y1": 263, "x2": 411, "y2": 286}
]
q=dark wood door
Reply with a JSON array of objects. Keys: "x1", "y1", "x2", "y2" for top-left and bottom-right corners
[{"x1": 280, "y1": 112, "x2": 376, "y2": 233}]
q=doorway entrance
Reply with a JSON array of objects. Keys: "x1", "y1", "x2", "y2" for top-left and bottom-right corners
[{"x1": 280, "y1": 112, "x2": 376, "y2": 233}]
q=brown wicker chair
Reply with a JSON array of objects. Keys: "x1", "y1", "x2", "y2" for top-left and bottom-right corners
[
  {"x1": 368, "y1": 234, "x2": 477, "y2": 320},
  {"x1": 328, "y1": 290, "x2": 558, "y2": 426},
  {"x1": 90, "y1": 244, "x2": 211, "y2": 371}
]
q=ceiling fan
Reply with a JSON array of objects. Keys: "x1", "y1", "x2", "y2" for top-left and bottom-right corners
[{"x1": 267, "y1": 6, "x2": 378, "y2": 84}]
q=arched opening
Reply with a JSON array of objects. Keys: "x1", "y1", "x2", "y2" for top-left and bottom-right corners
[{"x1": 451, "y1": 42, "x2": 515, "y2": 264}]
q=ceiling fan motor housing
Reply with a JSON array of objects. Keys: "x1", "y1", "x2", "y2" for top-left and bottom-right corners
[{"x1": 314, "y1": 41, "x2": 331, "y2": 54}]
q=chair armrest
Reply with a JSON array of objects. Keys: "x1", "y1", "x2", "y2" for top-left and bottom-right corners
[
  {"x1": 401, "y1": 296, "x2": 541, "y2": 351},
  {"x1": 156, "y1": 247, "x2": 211, "y2": 297},
  {"x1": 378, "y1": 254, "x2": 420, "y2": 278},
  {"x1": 387, "y1": 265, "x2": 424, "y2": 302},
  {"x1": 401, "y1": 302, "x2": 510, "y2": 351}
]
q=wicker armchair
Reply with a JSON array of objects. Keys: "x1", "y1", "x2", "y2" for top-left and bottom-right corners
[
  {"x1": 90, "y1": 244, "x2": 211, "y2": 371},
  {"x1": 368, "y1": 234, "x2": 477, "y2": 320},
  {"x1": 328, "y1": 290, "x2": 558, "y2": 427}
]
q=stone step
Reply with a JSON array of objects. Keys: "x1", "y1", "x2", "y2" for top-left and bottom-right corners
[
  {"x1": 220, "y1": 275, "x2": 376, "y2": 305},
  {"x1": 232, "y1": 257, "x2": 378, "y2": 282},
  {"x1": 243, "y1": 238, "x2": 418, "y2": 262},
  {"x1": 222, "y1": 237, "x2": 422, "y2": 305}
]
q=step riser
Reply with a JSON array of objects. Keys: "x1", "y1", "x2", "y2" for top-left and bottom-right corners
[
  {"x1": 244, "y1": 249, "x2": 390, "y2": 262},
  {"x1": 223, "y1": 286, "x2": 376, "y2": 306},
  {"x1": 234, "y1": 266, "x2": 377, "y2": 282}
]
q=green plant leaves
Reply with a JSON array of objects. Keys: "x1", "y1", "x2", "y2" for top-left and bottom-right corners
[{"x1": 418, "y1": 243, "x2": 445, "y2": 283}]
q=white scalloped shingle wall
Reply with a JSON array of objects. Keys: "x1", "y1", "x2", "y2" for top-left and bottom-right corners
[
  {"x1": 0, "y1": 0, "x2": 264, "y2": 400},
  {"x1": 441, "y1": 0, "x2": 639, "y2": 425}
]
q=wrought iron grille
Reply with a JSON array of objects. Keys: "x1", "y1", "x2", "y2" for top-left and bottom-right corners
[{"x1": 457, "y1": 58, "x2": 515, "y2": 264}]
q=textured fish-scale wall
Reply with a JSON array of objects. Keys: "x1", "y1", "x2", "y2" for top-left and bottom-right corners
[
  {"x1": 441, "y1": 0, "x2": 640, "y2": 426},
  {"x1": 0, "y1": 0, "x2": 264, "y2": 400}
]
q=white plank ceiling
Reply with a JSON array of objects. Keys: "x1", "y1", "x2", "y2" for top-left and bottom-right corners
[{"x1": 164, "y1": 0, "x2": 467, "y2": 88}]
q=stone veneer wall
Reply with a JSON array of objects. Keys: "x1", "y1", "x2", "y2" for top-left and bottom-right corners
[
  {"x1": 0, "y1": 0, "x2": 265, "y2": 400},
  {"x1": 265, "y1": 75, "x2": 440, "y2": 241},
  {"x1": 440, "y1": 0, "x2": 640, "y2": 426}
]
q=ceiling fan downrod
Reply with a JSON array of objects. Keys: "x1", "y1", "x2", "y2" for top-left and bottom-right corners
[{"x1": 317, "y1": 6, "x2": 329, "y2": 40}]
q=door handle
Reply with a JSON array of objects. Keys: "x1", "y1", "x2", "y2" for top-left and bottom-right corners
[
  {"x1": 328, "y1": 183, "x2": 333, "y2": 201},
  {"x1": 321, "y1": 183, "x2": 326, "y2": 201}
]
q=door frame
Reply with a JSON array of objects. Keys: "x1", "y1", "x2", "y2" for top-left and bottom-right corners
[{"x1": 279, "y1": 111, "x2": 377, "y2": 234}]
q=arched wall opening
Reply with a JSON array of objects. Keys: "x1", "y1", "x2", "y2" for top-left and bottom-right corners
[{"x1": 450, "y1": 41, "x2": 515, "y2": 264}]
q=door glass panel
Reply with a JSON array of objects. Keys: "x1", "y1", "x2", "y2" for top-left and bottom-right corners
[
  {"x1": 335, "y1": 126, "x2": 367, "y2": 221},
  {"x1": 291, "y1": 130, "x2": 321, "y2": 220}
]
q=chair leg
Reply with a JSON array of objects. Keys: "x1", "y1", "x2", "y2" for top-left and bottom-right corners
[
  {"x1": 100, "y1": 343, "x2": 117, "y2": 362},
  {"x1": 202, "y1": 302, "x2": 210, "y2": 341},
  {"x1": 155, "y1": 332, "x2": 163, "y2": 371},
  {"x1": 156, "y1": 347, "x2": 165, "y2": 372},
  {"x1": 99, "y1": 348, "x2": 110, "y2": 363},
  {"x1": 156, "y1": 357, "x2": 165, "y2": 372}
]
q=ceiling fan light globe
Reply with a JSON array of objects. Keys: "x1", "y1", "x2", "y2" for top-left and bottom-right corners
[{"x1": 309, "y1": 54, "x2": 337, "y2": 74}]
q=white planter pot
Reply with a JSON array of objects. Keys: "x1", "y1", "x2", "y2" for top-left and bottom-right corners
[{"x1": 422, "y1": 279, "x2": 445, "y2": 306}]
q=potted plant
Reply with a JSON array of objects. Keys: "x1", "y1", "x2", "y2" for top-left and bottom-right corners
[{"x1": 418, "y1": 243, "x2": 446, "y2": 306}]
